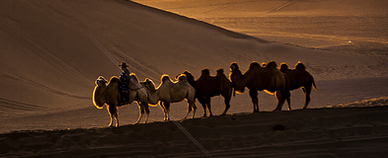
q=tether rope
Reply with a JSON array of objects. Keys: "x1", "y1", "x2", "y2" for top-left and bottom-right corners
[{"x1": 88, "y1": 34, "x2": 212, "y2": 158}]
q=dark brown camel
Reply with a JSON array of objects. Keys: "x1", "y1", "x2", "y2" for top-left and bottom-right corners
[
  {"x1": 179, "y1": 68, "x2": 233, "y2": 117},
  {"x1": 280, "y1": 61, "x2": 317, "y2": 109},
  {"x1": 229, "y1": 61, "x2": 290, "y2": 112}
]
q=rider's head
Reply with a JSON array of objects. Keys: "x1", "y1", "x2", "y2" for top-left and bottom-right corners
[{"x1": 119, "y1": 62, "x2": 128, "y2": 70}]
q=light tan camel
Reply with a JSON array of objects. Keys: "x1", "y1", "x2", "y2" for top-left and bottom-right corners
[
  {"x1": 141, "y1": 74, "x2": 197, "y2": 121},
  {"x1": 229, "y1": 61, "x2": 290, "y2": 112},
  {"x1": 280, "y1": 61, "x2": 317, "y2": 109},
  {"x1": 92, "y1": 74, "x2": 150, "y2": 127}
]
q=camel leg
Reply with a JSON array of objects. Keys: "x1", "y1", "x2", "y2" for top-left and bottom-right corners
[
  {"x1": 249, "y1": 89, "x2": 259, "y2": 112},
  {"x1": 183, "y1": 102, "x2": 192, "y2": 120},
  {"x1": 182, "y1": 100, "x2": 196, "y2": 120},
  {"x1": 135, "y1": 103, "x2": 144, "y2": 124},
  {"x1": 191, "y1": 101, "x2": 197, "y2": 119},
  {"x1": 220, "y1": 93, "x2": 231, "y2": 116},
  {"x1": 107, "y1": 109, "x2": 114, "y2": 127},
  {"x1": 144, "y1": 104, "x2": 150, "y2": 124},
  {"x1": 286, "y1": 97, "x2": 291, "y2": 111},
  {"x1": 198, "y1": 97, "x2": 207, "y2": 117},
  {"x1": 108, "y1": 105, "x2": 119, "y2": 127},
  {"x1": 163, "y1": 102, "x2": 171, "y2": 121},
  {"x1": 206, "y1": 98, "x2": 213, "y2": 117},
  {"x1": 274, "y1": 90, "x2": 286, "y2": 111},
  {"x1": 302, "y1": 86, "x2": 312, "y2": 109},
  {"x1": 160, "y1": 102, "x2": 166, "y2": 121},
  {"x1": 286, "y1": 91, "x2": 291, "y2": 111},
  {"x1": 192, "y1": 102, "x2": 197, "y2": 119}
]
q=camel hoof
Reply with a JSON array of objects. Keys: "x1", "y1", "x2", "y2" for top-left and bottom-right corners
[{"x1": 220, "y1": 113, "x2": 226, "y2": 116}]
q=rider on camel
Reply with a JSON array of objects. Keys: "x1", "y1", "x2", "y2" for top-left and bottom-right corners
[{"x1": 119, "y1": 62, "x2": 130, "y2": 103}]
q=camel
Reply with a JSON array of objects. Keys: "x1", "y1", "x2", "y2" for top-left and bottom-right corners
[
  {"x1": 140, "y1": 74, "x2": 197, "y2": 121},
  {"x1": 179, "y1": 68, "x2": 233, "y2": 117},
  {"x1": 229, "y1": 61, "x2": 290, "y2": 112},
  {"x1": 92, "y1": 74, "x2": 150, "y2": 127},
  {"x1": 280, "y1": 61, "x2": 317, "y2": 109}
]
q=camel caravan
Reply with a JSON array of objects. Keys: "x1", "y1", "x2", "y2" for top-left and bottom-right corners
[{"x1": 92, "y1": 61, "x2": 316, "y2": 127}]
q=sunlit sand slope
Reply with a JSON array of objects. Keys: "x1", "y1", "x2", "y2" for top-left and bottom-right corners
[{"x1": 134, "y1": 0, "x2": 388, "y2": 47}]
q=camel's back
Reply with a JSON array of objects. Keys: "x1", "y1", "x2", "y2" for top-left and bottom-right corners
[
  {"x1": 196, "y1": 75, "x2": 221, "y2": 97},
  {"x1": 250, "y1": 66, "x2": 286, "y2": 91},
  {"x1": 171, "y1": 80, "x2": 196, "y2": 102}
]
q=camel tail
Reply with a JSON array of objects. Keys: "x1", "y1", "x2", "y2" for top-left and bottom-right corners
[{"x1": 312, "y1": 77, "x2": 317, "y2": 91}]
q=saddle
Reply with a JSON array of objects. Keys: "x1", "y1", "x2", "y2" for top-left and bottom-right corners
[{"x1": 119, "y1": 82, "x2": 130, "y2": 103}]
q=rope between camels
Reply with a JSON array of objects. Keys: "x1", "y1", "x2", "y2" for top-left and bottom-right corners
[{"x1": 88, "y1": 34, "x2": 212, "y2": 158}]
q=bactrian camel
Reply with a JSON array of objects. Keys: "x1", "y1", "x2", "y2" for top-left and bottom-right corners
[
  {"x1": 141, "y1": 74, "x2": 196, "y2": 121},
  {"x1": 180, "y1": 68, "x2": 232, "y2": 117},
  {"x1": 92, "y1": 74, "x2": 150, "y2": 127},
  {"x1": 229, "y1": 61, "x2": 290, "y2": 112},
  {"x1": 280, "y1": 61, "x2": 317, "y2": 109}
]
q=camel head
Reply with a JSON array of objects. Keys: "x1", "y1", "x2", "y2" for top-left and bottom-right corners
[
  {"x1": 141, "y1": 78, "x2": 156, "y2": 91},
  {"x1": 177, "y1": 70, "x2": 191, "y2": 79},
  {"x1": 176, "y1": 74, "x2": 187, "y2": 82},
  {"x1": 230, "y1": 62, "x2": 239, "y2": 72},
  {"x1": 229, "y1": 62, "x2": 245, "y2": 94},
  {"x1": 93, "y1": 76, "x2": 108, "y2": 109},
  {"x1": 95, "y1": 76, "x2": 108, "y2": 87},
  {"x1": 178, "y1": 70, "x2": 195, "y2": 87}
]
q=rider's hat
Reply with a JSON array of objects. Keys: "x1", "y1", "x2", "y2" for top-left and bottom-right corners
[{"x1": 119, "y1": 62, "x2": 128, "y2": 68}]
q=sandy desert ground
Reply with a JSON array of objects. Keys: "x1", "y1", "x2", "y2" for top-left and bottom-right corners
[
  {"x1": 0, "y1": 0, "x2": 387, "y2": 157},
  {"x1": 1, "y1": 98, "x2": 388, "y2": 157}
]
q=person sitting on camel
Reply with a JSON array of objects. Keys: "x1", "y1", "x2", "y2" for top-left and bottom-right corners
[{"x1": 119, "y1": 62, "x2": 130, "y2": 103}]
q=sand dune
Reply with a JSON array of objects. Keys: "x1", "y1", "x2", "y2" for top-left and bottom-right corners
[
  {"x1": 0, "y1": 0, "x2": 387, "y2": 156},
  {"x1": 0, "y1": 0, "x2": 387, "y2": 130},
  {"x1": 134, "y1": 0, "x2": 388, "y2": 47}
]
